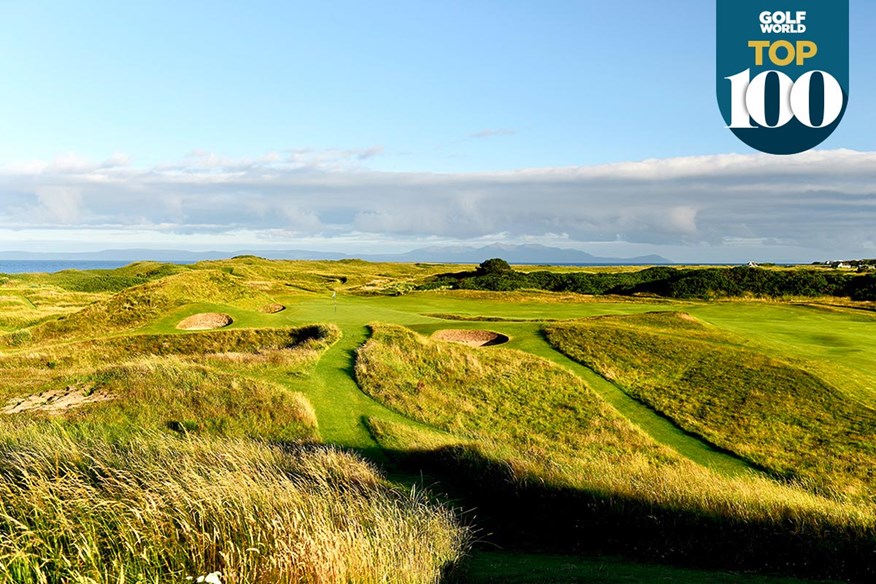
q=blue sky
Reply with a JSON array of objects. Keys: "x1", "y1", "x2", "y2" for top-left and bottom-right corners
[{"x1": 0, "y1": 1, "x2": 874, "y2": 262}]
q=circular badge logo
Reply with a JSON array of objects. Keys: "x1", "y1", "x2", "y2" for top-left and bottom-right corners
[{"x1": 716, "y1": 1, "x2": 849, "y2": 155}]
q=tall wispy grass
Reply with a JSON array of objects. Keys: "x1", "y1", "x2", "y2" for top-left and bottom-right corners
[{"x1": 0, "y1": 431, "x2": 467, "y2": 584}]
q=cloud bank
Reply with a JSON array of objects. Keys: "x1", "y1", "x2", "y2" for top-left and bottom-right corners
[{"x1": 1, "y1": 148, "x2": 874, "y2": 262}]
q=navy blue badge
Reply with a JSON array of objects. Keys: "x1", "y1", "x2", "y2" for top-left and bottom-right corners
[{"x1": 717, "y1": 1, "x2": 849, "y2": 155}]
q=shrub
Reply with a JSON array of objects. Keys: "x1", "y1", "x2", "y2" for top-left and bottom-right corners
[{"x1": 476, "y1": 258, "x2": 513, "y2": 275}]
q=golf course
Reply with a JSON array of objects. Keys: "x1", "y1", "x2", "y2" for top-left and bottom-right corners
[{"x1": 0, "y1": 257, "x2": 873, "y2": 583}]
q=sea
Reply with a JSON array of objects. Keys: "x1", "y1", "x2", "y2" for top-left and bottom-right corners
[{"x1": 0, "y1": 260, "x2": 190, "y2": 274}]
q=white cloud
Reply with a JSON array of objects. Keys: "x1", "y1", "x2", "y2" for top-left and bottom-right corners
[
  {"x1": 666, "y1": 206, "x2": 699, "y2": 234},
  {"x1": 33, "y1": 187, "x2": 83, "y2": 224},
  {"x1": 0, "y1": 148, "x2": 874, "y2": 262}
]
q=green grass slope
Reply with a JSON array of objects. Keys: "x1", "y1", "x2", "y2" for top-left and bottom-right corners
[
  {"x1": 9, "y1": 269, "x2": 274, "y2": 344},
  {"x1": 7, "y1": 261, "x2": 190, "y2": 293},
  {"x1": 544, "y1": 312, "x2": 876, "y2": 502},
  {"x1": 355, "y1": 323, "x2": 681, "y2": 475}
]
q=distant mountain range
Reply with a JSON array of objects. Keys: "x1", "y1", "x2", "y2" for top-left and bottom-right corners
[
  {"x1": 364, "y1": 244, "x2": 671, "y2": 265},
  {"x1": 0, "y1": 244, "x2": 672, "y2": 266}
]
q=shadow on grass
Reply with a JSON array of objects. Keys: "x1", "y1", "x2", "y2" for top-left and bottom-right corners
[
  {"x1": 340, "y1": 345, "x2": 359, "y2": 379},
  {"x1": 370, "y1": 445, "x2": 874, "y2": 584}
]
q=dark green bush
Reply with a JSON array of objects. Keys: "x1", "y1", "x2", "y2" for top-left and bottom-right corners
[{"x1": 421, "y1": 260, "x2": 876, "y2": 301}]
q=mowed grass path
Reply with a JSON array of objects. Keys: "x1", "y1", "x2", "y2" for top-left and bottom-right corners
[
  {"x1": 273, "y1": 324, "x2": 450, "y2": 452},
  {"x1": 182, "y1": 296, "x2": 453, "y2": 450},
  {"x1": 279, "y1": 296, "x2": 756, "y2": 475},
  {"x1": 317, "y1": 295, "x2": 763, "y2": 476}
]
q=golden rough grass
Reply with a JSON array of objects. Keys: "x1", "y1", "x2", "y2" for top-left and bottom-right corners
[
  {"x1": 0, "y1": 432, "x2": 467, "y2": 584},
  {"x1": 58, "y1": 356, "x2": 322, "y2": 442},
  {"x1": 0, "y1": 284, "x2": 106, "y2": 330}
]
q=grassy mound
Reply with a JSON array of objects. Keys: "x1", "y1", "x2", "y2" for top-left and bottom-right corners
[
  {"x1": 0, "y1": 325, "x2": 342, "y2": 443},
  {"x1": 544, "y1": 312, "x2": 876, "y2": 502},
  {"x1": 1, "y1": 357, "x2": 320, "y2": 443},
  {"x1": 0, "y1": 324, "x2": 341, "y2": 407},
  {"x1": 0, "y1": 432, "x2": 466, "y2": 584},
  {"x1": 191, "y1": 255, "x2": 461, "y2": 295},
  {"x1": 14, "y1": 261, "x2": 191, "y2": 293},
  {"x1": 355, "y1": 323, "x2": 875, "y2": 578},
  {"x1": 356, "y1": 323, "x2": 649, "y2": 461},
  {"x1": 13, "y1": 270, "x2": 273, "y2": 343},
  {"x1": 77, "y1": 358, "x2": 321, "y2": 441}
]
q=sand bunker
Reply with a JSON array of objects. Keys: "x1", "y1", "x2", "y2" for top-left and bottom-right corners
[
  {"x1": 261, "y1": 303, "x2": 286, "y2": 314},
  {"x1": 2, "y1": 384, "x2": 112, "y2": 415},
  {"x1": 177, "y1": 313, "x2": 233, "y2": 331},
  {"x1": 432, "y1": 329, "x2": 509, "y2": 347}
]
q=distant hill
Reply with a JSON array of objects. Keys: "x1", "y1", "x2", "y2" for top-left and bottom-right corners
[
  {"x1": 0, "y1": 244, "x2": 672, "y2": 266},
  {"x1": 369, "y1": 244, "x2": 672, "y2": 265}
]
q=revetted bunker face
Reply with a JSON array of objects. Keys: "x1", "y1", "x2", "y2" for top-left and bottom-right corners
[
  {"x1": 176, "y1": 313, "x2": 233, "y2": 331},
  {"x1": 431, "y1": 329, "x2": 510, "y2": 347},
  {"x1": 261, "y1": 303, "x2": 286, "y2": 314},
  {"x1": 2, "y1": 384, "x2": 113, "y2": 415}
]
